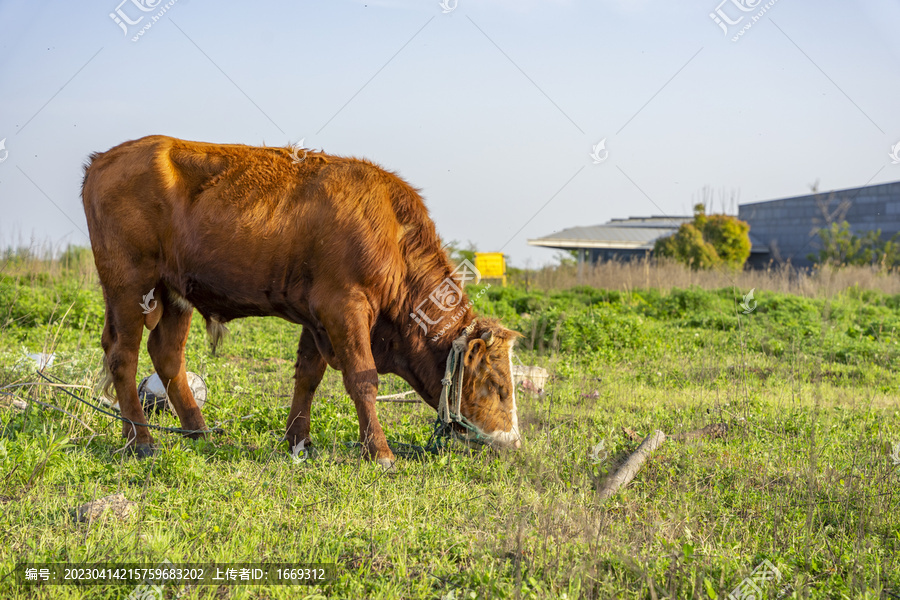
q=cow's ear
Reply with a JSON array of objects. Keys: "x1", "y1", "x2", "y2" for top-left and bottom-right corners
[{"x1": 464, "y1": 338, "x2": 488, "y2": 369}]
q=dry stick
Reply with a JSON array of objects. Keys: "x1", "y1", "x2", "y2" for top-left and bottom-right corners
[
  {"x1": 213, "y1": 413, "x2": 257, "y2": 426},
  {"x1": 598, "y1": 430, "x2": 666, "y2": 501},
  {"x1": 75, "y1": 312, "x2": 89, "y2": 351},
  {"x1": 374, "y1": 390, "x2": 421, "y2": 403},
  {"x1": 44, "y1": 301, "x2": 75, "y2": 364}
]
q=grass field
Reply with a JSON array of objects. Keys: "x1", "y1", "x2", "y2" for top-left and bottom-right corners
[{"x1": 1, "y1": 252, "x2": 899, "y2": 599}]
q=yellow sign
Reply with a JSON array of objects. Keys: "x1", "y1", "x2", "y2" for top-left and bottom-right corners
[{"x1": 475, "y1": 252, "x2": 506, "y2": 286}]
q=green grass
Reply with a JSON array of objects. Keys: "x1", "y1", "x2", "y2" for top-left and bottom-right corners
[{"x1": 1, "y1": 264, "x2": 899, "y2": 599}]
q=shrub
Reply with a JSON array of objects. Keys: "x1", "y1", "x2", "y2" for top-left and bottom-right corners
[
  {"x1": 809, "y1": 221, "x2": 900, "y2": 269},
  {"x1": 653, "y1": 204, "x2": 750, "y2": 270}
]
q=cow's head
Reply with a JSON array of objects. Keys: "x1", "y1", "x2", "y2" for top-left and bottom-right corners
[{"x1": 456, "y1": 319, "x2": 522, "y2": 449}]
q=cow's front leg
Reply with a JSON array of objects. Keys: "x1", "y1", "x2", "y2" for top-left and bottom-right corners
[
  {"x1": 285, "y1": 327, "x2": 327, "y2": 451},
  {"x1": 344, "y1": 367, "x2": 394, "y2": 468},
  {"x1": 319, "y1": 295, "x2": 395, "y2": 469}
]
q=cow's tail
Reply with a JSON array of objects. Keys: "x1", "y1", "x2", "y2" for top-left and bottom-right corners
[
  {"x1": 164, "y1": 286, "x2": 228, "y2": 355},
  {"x1": 80, "y1": 152, "x2": 100, "y2": 200},
  {"x1": 97, "y1": 355, "x2": 116, "y2": 402},
  {"x1": 205, "y1": 317, "x2": 229, "y2": 356}
]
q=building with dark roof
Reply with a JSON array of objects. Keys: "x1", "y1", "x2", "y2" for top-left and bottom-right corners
[{"x1": 528, "y1": 181, "x2": 900, "y2": 268}]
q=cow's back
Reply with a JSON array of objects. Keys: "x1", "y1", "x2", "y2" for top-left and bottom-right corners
[{"x1": 81, "y1": 136, "x2": 450, "y2": 326}]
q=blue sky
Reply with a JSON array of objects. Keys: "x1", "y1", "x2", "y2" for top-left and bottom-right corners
[{"x1": 2, "y1": 0, "x2": 899, "y2": 266}]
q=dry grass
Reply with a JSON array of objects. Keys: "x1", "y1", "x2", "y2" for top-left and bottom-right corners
[
  {"x1": 515, "y1": 258, "x2": 900, "y2": 296},
  {"x1": 1, "y1": 239, "x2": 97, "y2": 283},
  {"x1": 5, "y1": 238, "x2": 899, "y2": 299}
]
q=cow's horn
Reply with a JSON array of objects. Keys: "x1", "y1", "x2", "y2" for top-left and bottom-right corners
[{"x1": 481, "y1": 331, "x2": 494, "y2": 346}]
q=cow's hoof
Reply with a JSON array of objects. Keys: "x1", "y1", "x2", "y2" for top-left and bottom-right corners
[
  {"x1": 376, "y1": 457, "x2": 396, "y2": 473},
  {"x1": 128, "y1": 443, "x2": 156, "y2": 459}
]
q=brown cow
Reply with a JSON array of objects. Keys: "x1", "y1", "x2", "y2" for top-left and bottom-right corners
[{"x1": 81, "y1": 135, "x2": 521, "y2": 468}]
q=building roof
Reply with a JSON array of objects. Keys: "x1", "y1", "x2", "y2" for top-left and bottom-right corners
[
  {"x1": 528, "y1": 215, "x2": 768, "y2": 253},
  {"x1": 739, "y1": 180, "x2": 900, "y2": 209},
  {"x1": 528, "y1": 216, "x2": 691, "y2": 250}
]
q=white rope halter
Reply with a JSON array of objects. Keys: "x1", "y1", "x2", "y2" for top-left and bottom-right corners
[{"x1": 435, "y1": 321, "x2": 490, "y2": 444}]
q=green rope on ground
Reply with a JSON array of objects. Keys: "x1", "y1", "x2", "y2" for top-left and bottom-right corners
[{"x1": 35, "y1": 370, "x2": 223, "y2": 436}]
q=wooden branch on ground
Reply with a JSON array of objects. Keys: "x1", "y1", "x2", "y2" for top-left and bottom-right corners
[
  {"x1": 375, "y1": 391, "x2": 421, "y2": 403},
  {"x1": 602, "y1": 422, "x2": 729, "y2": 500},
  {"x1": 598, "y1": 430, "x2": 666, "y2": 500}
]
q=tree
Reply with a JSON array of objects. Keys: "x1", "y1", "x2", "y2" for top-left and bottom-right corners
[
  {"x1": 654, "y1": 222, "x2": 721, "y2": 269},
  {"x1": 701, "y1": 214, "x2": 750, "y2": 269},
  {"x1": 809, "y1": 221, "x2": 900, "y2": 268},
  {"x1": 653, "y1": 204, "x2": 751, "y2": 270},
  {"x1": 442, "y1": 239, "x2": 477, "y2": 265},
  {"x1": 554, "y1": 250, "x2": 578, "y2": 267}
]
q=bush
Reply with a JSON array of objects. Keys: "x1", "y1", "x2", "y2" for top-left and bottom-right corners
[
  {"x1": 702, "y1": 214, "x2": 751, "y2": 268},
  {"x1": 653, "y1": 204, "x2": 750, "y2": 270},
  {"x1": 655, "y1": 222, "x2": 721, "y2": 269}
]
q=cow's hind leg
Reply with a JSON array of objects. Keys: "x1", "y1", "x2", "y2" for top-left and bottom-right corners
[
  {"x1": 101, "y1": 301, "x2": 155, "y2": 456},
  {"x1": 285, "y1": 327, "x2": 327, "y2": 452},
  {"x1": 146, "y1": 290, "x2": 208, "y2": 438}
]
